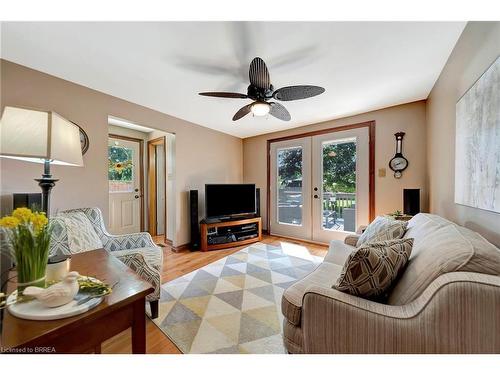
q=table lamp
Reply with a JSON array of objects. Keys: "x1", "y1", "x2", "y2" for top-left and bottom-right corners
[{"x1": 0, "y1": 106, "x2": 84, "y2": 217}]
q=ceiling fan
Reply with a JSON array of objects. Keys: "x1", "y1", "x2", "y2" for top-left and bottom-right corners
[{"x1": 199, "y1": 57, "x2": 325, "y2": 122}]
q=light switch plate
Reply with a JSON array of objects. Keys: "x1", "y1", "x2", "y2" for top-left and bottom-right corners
[{"x1": 378, "y1": 168, "x2": 386, "y2": 177}]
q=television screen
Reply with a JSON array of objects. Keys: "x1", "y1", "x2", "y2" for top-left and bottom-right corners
[{"x1": 205, "y1": 184, "x2": 256, "y2": 218}]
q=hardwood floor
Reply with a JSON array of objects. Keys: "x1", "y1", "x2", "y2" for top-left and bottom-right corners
[{"x1": 101, "y1": 235, "x2": 328, "y2": 354}]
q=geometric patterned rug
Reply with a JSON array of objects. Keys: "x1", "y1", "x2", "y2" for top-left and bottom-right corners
[{"x1": 152, "y1": 242, "x2": 323, "y2": 353}]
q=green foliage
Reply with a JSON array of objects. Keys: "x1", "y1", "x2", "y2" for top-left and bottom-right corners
[
  {"x1": 322, "y1": 142, "x2": 356, "y2": 193},
  {"x1": 108, "y1": 146, "x2": 133, "y2": 182},
  {"x1": 277, "y1": 148, "x2": 302, "y2": 187},
  {"x1": 277, "y1": 142, "x2": 356, "y2": 193}
]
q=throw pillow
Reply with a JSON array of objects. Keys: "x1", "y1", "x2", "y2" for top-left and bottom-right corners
[
  {"x1": 61, "y1": 212, "x2": 103, "y2": 253},
  {"x1": 333, "y1": 238, "x2": 414, "y2": 299},
  {"x1": 356, "y1": 215, "x2": 407, "y2": 247}
]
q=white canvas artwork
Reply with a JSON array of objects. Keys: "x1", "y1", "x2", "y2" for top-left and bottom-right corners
[{"x1": 455, "y1": 56, "x2": 500, "y2": 213}]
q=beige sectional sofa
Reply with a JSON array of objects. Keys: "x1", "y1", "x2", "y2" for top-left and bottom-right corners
[{"x1": 281, "y1": 213, "x2": 500, "y2": 353}]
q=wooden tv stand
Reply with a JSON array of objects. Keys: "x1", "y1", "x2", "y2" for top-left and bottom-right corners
[{"x1": 200, "y1": 216, "x2": 262, "y2": 252}]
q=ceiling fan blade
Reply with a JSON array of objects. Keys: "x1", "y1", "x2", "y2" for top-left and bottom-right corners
[
  {"x1": 269, "y1": 102, "x2": 291, "y2": 121},
  {"x1": 199, "y1": 92, "x2": 248, "y2": 98},
  {"x1": 232, "y1": 103, "x2": 254, "y2": 121},
  {"x1": 273, "y1": 85, "x2": 325, "y2": 101},
  {"x1": 249, "y1": 57, "x2": 271, "y2": 90}
]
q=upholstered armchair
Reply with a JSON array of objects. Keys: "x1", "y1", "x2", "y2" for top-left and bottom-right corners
[{"x1": 49, "y1": 207, "x2": 162, "y2": 318}]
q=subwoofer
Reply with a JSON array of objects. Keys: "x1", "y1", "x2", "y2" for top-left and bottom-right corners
[
  {"x1": 189, "y1": 190, "x2": 200, "y2": 250},
  {"x1": 403, "y1": 189, "x2": 420, "y2": 216},
  {"x1": 256, "y1": 188, "x2": 261, "y2": 217}
]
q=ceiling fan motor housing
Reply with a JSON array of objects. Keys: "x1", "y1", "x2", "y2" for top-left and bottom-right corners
[{"x1": 247, "y1": 84, "x2": 274, "y2": 101}]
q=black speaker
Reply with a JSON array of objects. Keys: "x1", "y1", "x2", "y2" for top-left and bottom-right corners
[
  {"x1": 403, "y1": 189, "x2": 420, "y2": 216},
  {"x1": 13, "y1": 193, "x2": 42, "y2": 211},
  {"x1": 189, "y1": 190, "x2": 200, "y2": 250},
  {"x1": 256, "y1": 188, "x2": 261, "y2": 217}
]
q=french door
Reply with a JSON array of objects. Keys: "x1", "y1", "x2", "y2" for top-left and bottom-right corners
[
  {"x1": 270, "y1": 138, "x2": 312, "y2": 239},
  {"x1": 269, "y1": 127, "x2": 370, "y2": 243}
]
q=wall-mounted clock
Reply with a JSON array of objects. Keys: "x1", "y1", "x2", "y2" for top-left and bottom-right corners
[
  {"x1": 71, "y1": 121, "x2": 89, "y2": 155},
  {"x1": 389, "y1": 132, "x2": 408, "y2": 179}
]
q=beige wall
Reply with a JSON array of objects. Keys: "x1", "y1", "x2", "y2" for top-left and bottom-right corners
[
  {"x1": 243, "y1": 100, "x2": 428, "y2": 231},
  {"x1": 0, "y1": 59, "x2": 243, "y2": 247},
  {"x1": 426, "y1": 22, "x2": 500, "y2": 247}
]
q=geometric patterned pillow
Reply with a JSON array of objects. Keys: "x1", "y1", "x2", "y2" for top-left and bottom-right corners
[
  {"x1": 333, "y1": 238, "x2": 413, "y2": 299},
  {"x1": 61, "y1": 212, "x2": 103, "y2": 253},
  {"x1": 356, "y1": 215, "x2": 408, "y2": 247}
]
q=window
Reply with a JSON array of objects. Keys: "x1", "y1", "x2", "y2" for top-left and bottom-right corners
[
  {"x1": 277, "y1": 146, "x2": 303, "y2": 225},
  {"x1": 108, "y1": 145, "x2": 134, "y2": 193}
]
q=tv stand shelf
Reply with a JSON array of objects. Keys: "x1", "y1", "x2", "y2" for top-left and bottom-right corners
[{"x1": 200, "y1": 217, "x2": 262, "y2": 252}]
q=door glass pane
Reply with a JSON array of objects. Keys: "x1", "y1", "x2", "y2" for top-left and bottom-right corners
[
  {"x1": 322, "y1": 138, "x2": 356, "y2": 232},
  {"x1": 108, "y1": 145, "x2": 134, "y2": 193},
  {"x1": 277, "y1": 146, "x2": 303, "y2": 225}
]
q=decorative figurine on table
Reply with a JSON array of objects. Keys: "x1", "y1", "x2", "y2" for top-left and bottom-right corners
[{"x1": 23, "y1": 271, "x2": 80, "y2": 308}]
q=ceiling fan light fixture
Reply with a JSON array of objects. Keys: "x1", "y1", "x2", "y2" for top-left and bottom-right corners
[{"x1": 251, "y1": 102, "x2": 270, "y2": 116}]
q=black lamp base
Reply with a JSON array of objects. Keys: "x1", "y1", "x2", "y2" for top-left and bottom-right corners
[{"x1": 34, "y1": 160, "x2": 58, "y2": 217}]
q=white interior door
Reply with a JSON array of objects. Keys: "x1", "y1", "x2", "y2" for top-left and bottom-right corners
[
  {"x1": 311, "y1": 128, "x2": 370, "y2": 242},
  {"x1": 108, "y1": 137, "x2": 142, "y2": 235},
  {"x1": 270, "y1": 138, "x2": 312, "y2": 240}
]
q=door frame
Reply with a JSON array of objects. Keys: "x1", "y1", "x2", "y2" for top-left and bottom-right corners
[
  {"x1": 147, "y1": 136, "x2": 167, "y2": 238},
  {"x1": 108, "y1": 133, "x2": 145, "y2": 232},
  {"x1": 266, "y1": 120, "x2": 375, "y2": 234}
]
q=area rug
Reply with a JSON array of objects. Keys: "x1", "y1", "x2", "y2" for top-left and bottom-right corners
[{"x1": 152, "y1": 242, "x2": 323, "y2": 354}]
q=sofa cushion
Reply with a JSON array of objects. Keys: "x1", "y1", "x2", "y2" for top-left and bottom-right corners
[
  {"x1": 282, "y1": 262, "x2": 342, "y2": 326},
  {"x1": 403, "y1": 213, "x2": 451, "y2": 246},
  {"x1": 356, "y1": 216, "x2": 407, "y2": 247},
  {"x1": 333, "y1": 238, "x2": 413, "y2": 298},
  {"x1": 389, "y1": 223, "x2": 500, "y2": 305},
  {"x1": 325, "y1": 240, "x2": 356, "y2": 266}
]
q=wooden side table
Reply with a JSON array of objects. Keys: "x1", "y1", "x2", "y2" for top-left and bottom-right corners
[{"x1": 0, "y1": 249, "x2": 153, "y2": 354}]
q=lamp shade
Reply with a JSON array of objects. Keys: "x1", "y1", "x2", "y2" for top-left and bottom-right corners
[{"x1": 0, "y1": 106, "x2": 83, "y2": 166}]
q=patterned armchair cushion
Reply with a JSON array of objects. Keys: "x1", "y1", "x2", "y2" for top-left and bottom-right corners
[
  {"x1": 49, "y1": 216, "x2": 71, "y2": 256},
  {"x1": 64, "y1": 207, "x2": 158, "y2": 252},
  {"x1": 60, "y1": 212, "x2": 103, "y2": 253},
  {"x1": 48, "y1": 207, "x2": 162, "y2": 301},
  {"x1": 111, "y1": 248, "x2": 162, "y2": 302}
]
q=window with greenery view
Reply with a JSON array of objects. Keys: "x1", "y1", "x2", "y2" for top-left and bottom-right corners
[
  {"x1": 108, "y1": 145, "x2": 134, "y2": 192},
  {"x1": 322, "y1": 140, "x2": 356, "y2": 193}
]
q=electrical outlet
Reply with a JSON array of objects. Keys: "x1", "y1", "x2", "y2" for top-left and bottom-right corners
[{"x1": 378, "y1": 168, "x2": 386, "y2": 177}]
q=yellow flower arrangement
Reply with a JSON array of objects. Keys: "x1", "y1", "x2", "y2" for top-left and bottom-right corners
[
  {"x1": 0, "y1": 216, "x2": 20, "y2": 228},
  {"x1": 0, "y1": 209, "x2": 48, "y2": 232},
  {"x1": 12, "y1": 207, "x2": 33, "y2": 223},
  {"x1": 1, "y1": 207, "x2": 52, "y2": 293},
  {"x1": 31, "y1": 212, "x2": 49, "y2": 233}
]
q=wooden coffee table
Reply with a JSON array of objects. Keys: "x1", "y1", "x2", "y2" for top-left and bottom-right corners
[{"x1": 0, "y1": 249, "x2": 154, "y2": 354}]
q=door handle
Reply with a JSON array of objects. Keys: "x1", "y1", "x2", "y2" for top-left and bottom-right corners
[
  {"x1": 314, "y1": 187, "x2": 318, "y2": 191},
  {"x1": 134, "y1": 195, "x2": 140, "y2": 199},
  {"x1": 314, "y1": 194, "x2": 319, "y2": 199},
  {"x1": 134, "y1": 188, "x2": 139, "y2": 192}
]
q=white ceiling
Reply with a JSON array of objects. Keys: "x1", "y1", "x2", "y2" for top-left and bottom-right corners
[{"x1": 1, "y1": 22, "x2": 465, "y2": 138}]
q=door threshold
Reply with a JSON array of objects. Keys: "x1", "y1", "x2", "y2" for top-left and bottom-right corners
[{"x1": 269, "y1": 233, "x2": 329, "y2": 247}]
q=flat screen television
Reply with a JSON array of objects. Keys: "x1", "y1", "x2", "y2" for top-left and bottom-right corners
[{"x1": 205, "y1": 184, "x2": 256, "y2": 219}]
